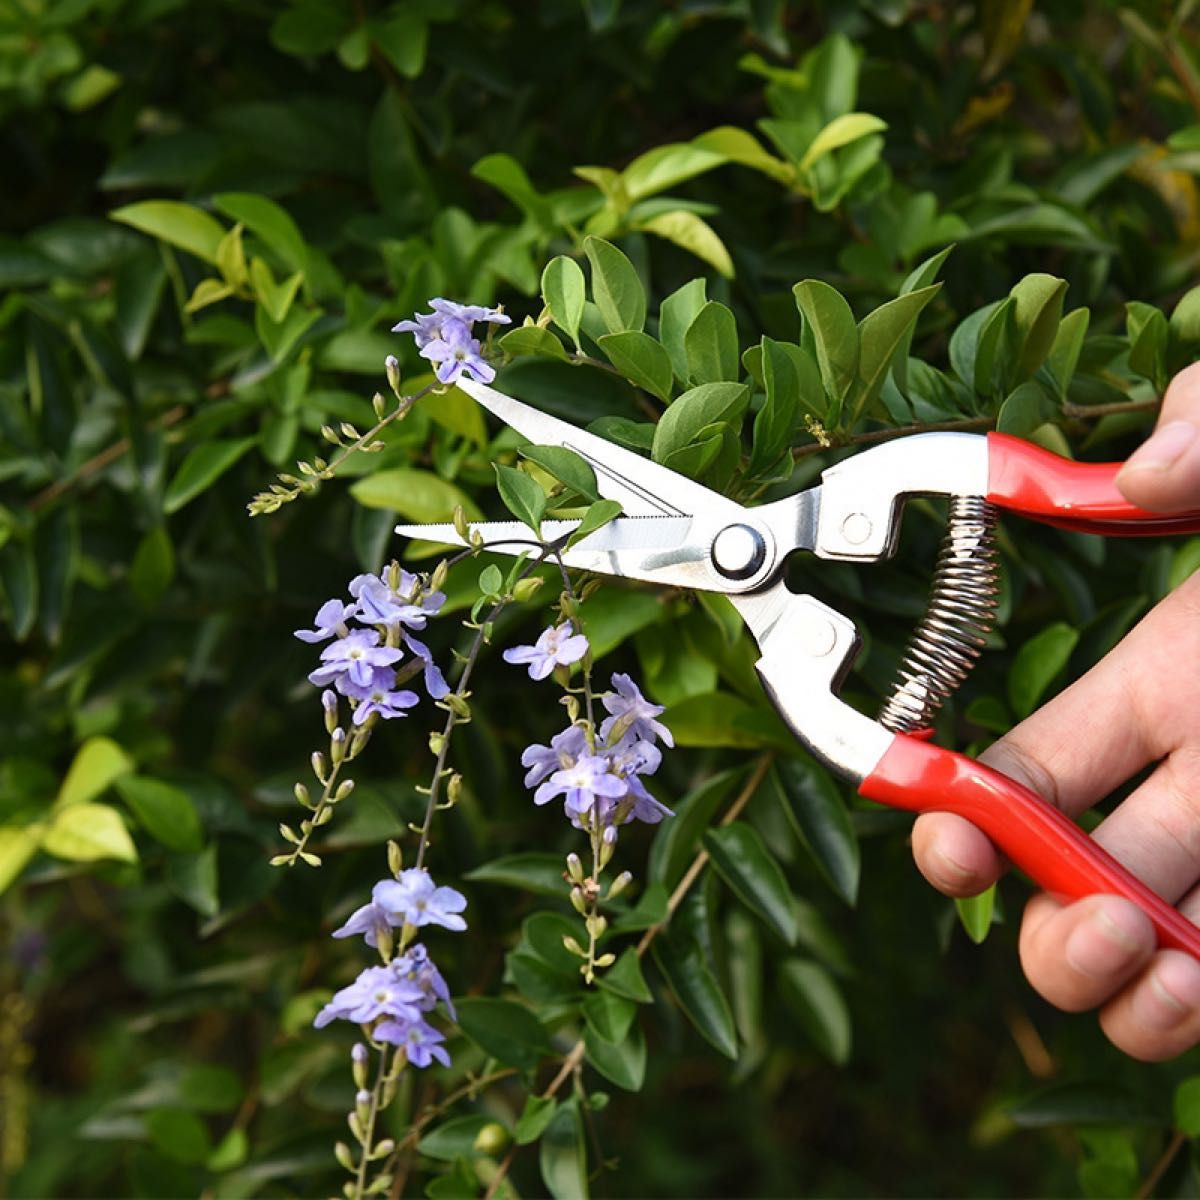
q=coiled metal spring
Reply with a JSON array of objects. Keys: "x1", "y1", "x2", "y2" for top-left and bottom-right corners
[{"x1": 878, "y1": 496, "x2": 1001, "y2": 732}]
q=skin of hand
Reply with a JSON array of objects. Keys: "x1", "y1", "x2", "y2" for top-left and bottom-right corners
[{"x1": 912, "y1": 360, "x2": 1200, "y2": 1062}]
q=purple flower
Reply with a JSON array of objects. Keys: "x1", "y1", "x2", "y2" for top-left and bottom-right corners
[
  {"x1": 602, "y1": 674, "x2": 674, "y2": 747},
  {"x1": 308, "y1": 629, "x2": 402, "y2": 689},
  {"x1": 521, "y1": 724, "x2": 587, "y2": 788},
  {"x1": 313, "y1": 964, "x2": 425, "y2": 1029},
  {"x1": 349, "y1": 570, "x2": 445, "y2": 631},
  {"x1": 373, "y1": 869, "x2": 468, "y2": 932},
  {"x1": 332, "y1": 881, "x2": 396, "y2": 949},
  {"x1": 394, "y1": 942, "x2": 455, "y2": 1019},
  {"x1": 338, "y1": 672, "x2": 421, "y2": 725},
  {"x1": 534, "y1": 753, "x2": 626, "y2": 818},
  {"x1": 391, "y1": 310, "x2": 445, "y2": 349},
  {"x1": 419, "y1": 318, "x2": 496, "y2": 385},
  {"x1": 295, "y1": 598, "x2": 354, "y2": 644},
  {"x1": 502, "y1": 622, "x2": 589, "y2": 681},
  {"x1": 400, "y1": 631, "x2": 450, "y2": 700},
  {"x1": 429, "y1": 298, "x2": 510, "y2": 328},
  {"x1": 373, "y1": 1014, "x2": 451, "y2": 1068}
]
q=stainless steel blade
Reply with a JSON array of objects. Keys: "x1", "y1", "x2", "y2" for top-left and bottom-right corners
[
  {"x1": 455, "y1": 378, "x2": 747, "y2": 521},
  {"x1": 394, "y1": 516, "x2": 692, "y2": 553}
]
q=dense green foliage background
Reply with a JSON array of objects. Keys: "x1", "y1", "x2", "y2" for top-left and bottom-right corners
[{"x1": 6, "y1": 1, "x2": 1200, "y2": 1196}]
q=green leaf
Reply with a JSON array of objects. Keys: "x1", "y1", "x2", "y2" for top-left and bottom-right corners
[
  {"x1": 129, "y1": 526, "x2": 175, "y2": 607},
  {"x1": 498, "y1": 325, "x2": 569, "y2": 361},
  {"x1": 1170, "y1": 285, "x2": 1200, "y2": 347},
  {"x1": 691, "y1": 126, "x2": 794, "y2": 185},
  {"x1": 166, "y1": 846, "x2": 219, "y2": 917},
  {"x1": 370, "y1": 7, "x2": 427, "y2": 76},
  {"x1": 793, "y1": 280, "x2": 859, "y2": 414},
  {"x1": 43, "y1": 802, "x2": 138, "y2": 864},
  {"x1": 455, "y1": 997, "x2": 552, "y2": 1073},
  {"x1": 0, "y1": 542, "x2": 38, "y2": 642},
  {"x1": 542, "y1": 256, "x2": 586, "y2": 347},
  {"x1": 748, "y1": 337, "x2": 806, "y2": 473},
  {"x1": 955, "y1": 885, "x2": 997, "y2": 944},
  {"x1": 597, "y1": 331, "x2": 673, "y2": 401},
  {"x1": 519, "y1": 445, "x2": 600, "y2": 502},
  {"x1": 703, "y1": 822, "x2": 799, "y2": 945},
  {"x1": 115, "y1": 776, "x2": 203, "y2": 853},
  {"x1": 659, "y1": 278, "x2": 708, "y2": 385},
  {"x1": 494, "y1": 463, "x2": 546, "y2": 536},
  {"x1": 583, "y1": 989, "x2": 637, "y2": 1043},
  {"x1": 584, "y1": 237, "x2": 646, "y2": 334},
  {"x1": 1008, "y1": 622, "x2": 1079, "y2": 719},
  {"x1": 1008, "y1": 1081, "x2": 1159, "y2": 1128},
  {"x1": 637, "y1": 211, "x2": 734, "y2": 278},
  {"x1": 621, "y1": 142, "x2": 727, "y2": 200},
  {"x1": 1046, "y1": 307, "x2": 1090, "y2": 399},
  {"x1": 0, "y1": 827, "x2": 42, "y2": 895},
  {"x1": 178, "y1": 1064, "x2": 243, "y2": 1113},
  {"x1": 465, "y1": 852, "x2": 568, "y2": 897},
  {"x1": 584, "y1": 1020, "x2": 646, "y2": 1091},
  {"x1": 949, "y1": 298, "x2": 1013, "y2": 399},
  {"x1": 417, "y1": 1114, "x2": 494, "y2": 1161},
  {"x1": 539, "y1": 1099, "x2": 588, "y2": 1200},
  {"x1": 799, "y1": 112, "x2": 887, "y2": 172},
  {"x1": 515, "y1": 1096, "x2": 558, "y2": 1145},
  {"x1": 1173, "y1": 1076, "x2": 1200, "y2": 1136},
  {"x1": 651, "y1": 382, "x2": 748, "y2": 467},
  {"x1": 779, "y1": 958, "x2": 852, "y2": 1065},
  {"x1": 145, "y1": 1108, "x2": 211, "y2": 1165},
  {"x1": 997, "y1": 379, "x2": 1056, "y2": 437},
  {"x1": 350, "y1": 468, "x2": 483, "y2": 522},
  {"x1": 567, "y1": 499, "x2": 624, "y2": 548},
  {"x1": 1126, "y1": 301, "x2": 1169, "y2": 391},
  {"x1": 213, "y1": 192, "x2": 308, "y2": 276},
  {"x1": 110, "y1": 200, "x2": 226, "y2": 264},
  {"x1": 164, "y1": 438, "x2": 257, "y2": 515},
  {"x1": 653, "y1": 915, "x2": 738, "y2": 1059},
  {"x1": 249, "y1": 259, "x2": 303, "y2": 324},
  {"x1": 56, "y1": 737, "x2": 135, "y2": 809},
  {"x1": 662, "y1": 692, "x2": 789, "y2": 750},
  {"x1": 849, "y1": 285, "x2": 940, "y2": 422},
  {"x1": 596, "y1": 947, "x2": 653, "y2": 1004},
  {"x1": 417, "y1": 384, "x2": 488, "y2": 447},
  {"x1": 684, "y1": 301, "x2": 740, "y2": 385},
  {"x1": 1008, "y1": 273, "x2": 1068, "y2": 385},
  {"x1": 773, "y1": 760, "x2": 860, "y2": 905}
]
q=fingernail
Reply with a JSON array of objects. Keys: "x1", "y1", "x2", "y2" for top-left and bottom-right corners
[
  {"x1": 1140, "y1": 955, "x2": 1200, "y2": 1032},
  {"x1": 1120, "y1": 421, "x2": 1198, "y2": 474},
  {"x1": 1064, "y1": 902, "x2": 1147, "y2": 979}
]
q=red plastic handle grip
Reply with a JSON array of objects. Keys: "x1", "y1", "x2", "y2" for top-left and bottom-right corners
[
  {"x1": 860, "y1": 733, "x2": 1200, "y2": 957},
  {"x1": 986, "y1": 432, "x2": 1200, "y2": 535}
]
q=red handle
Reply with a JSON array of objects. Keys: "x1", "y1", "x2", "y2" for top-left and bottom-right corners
[
  {"x1": 861, "y1": 733, "x2": 1200, "y2": 957},
  {"x1": 987, "y1": 432, "x2": 1200, "y2": 535}
]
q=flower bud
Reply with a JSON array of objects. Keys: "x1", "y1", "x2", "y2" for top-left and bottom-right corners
[
  {"x1": 599, "y1": 824, "x2": 618, "y2": 868},
  {"x1": 387, "y1": 840, "x2": 403, "y2": 876},
  {"x1": 371, "y1": 1137, "x2": 395, "y2": 1160},
  {"x1": 447, "y1": 772, "x2": 463, "y2": 805},
  {"x1": 453, "y1": 506, "x2": 471, "y2": 542},
  {"x1": 473, "y1": 1123, "x2": 508, "y2": 1155},
  {"x1": 569, "y1": 886, "x2": 587, "y2": 915},
  {"x1": 607, "y1": 870, "x2": 633, "y2": 900},
  {"x1": 586, "y1": 913, "x2": 607, "y2": 939},
  {"x1": 352, "y1": 1044, "x2": 369, "y2": 1089},
  {"x1": 385, "y1": 355, "x2": 402, "y2": 395},
  {"x1": 335, "y1": 1141, "x2": 356, "y2": 1172},
  {"x1": 429, "y1": 732, "x2": 445, "y2": 756},
  {"x1": 595, "y1": 952, "x2": 616, "y2": 969},
  {"x1": 293, "y1": 781, "x2": 310, "y2": 808},
  {"x1": 311, "y1": 751, "x2": 328, "y2": 783},
  {"x1": 512, "y1": 576, "x2": 544, "y2": 602},
  {"x1": 373, "y1": 392, "x2": 387, "y2": 419},
  {"x1": 330, "y1": 726, "x2": 347, "y2": 764},
  {"x1": 430, "y1": 559, "x2": 449, "y2": 592},
  {"x1": 321, "y1": 424, "x2": 342, "y2": 445},
  {"x1": 563, "y1": 935, "x2": 586, "y2": 958},
  {"x1": 340, "y1": 422, "x2": 360, "y2": 441},
  {"x1": 565, "y1": 853, "x2": 584, "y2": 883},
  {"x1": 334, "y1": 778, "x2": 355, "y2": 802}
]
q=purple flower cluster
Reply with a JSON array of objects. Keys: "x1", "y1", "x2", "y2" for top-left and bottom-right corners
[
  {"x1": 296, "y1": 566, "x2": 448, "y2": 726},
  {"x1": 332, "y1": 869, "x2": 468, "y2": 947},
  {"x1": 502, "y1": 621, "x2": 589, "y2": 680},
  {"x1": 314, "y1": 939, "x2": 456, "y2": 1069},
  {"x1": 522, "y1": 673, "x2": 674, "y2": 836},
  {"x1": 393, "y1": 297, "x2": 510, "y2": 386}
]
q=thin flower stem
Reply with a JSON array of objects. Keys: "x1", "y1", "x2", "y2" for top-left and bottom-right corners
[
  {"x1": 351, "y1": 1045, "x2": 392, "y2": 1200},
  {"x1": 1137, "y1": 1129, "x2": 1186, "y2": 1200},
  {"x1": 479, "y1": 753, "x2": 775, "y2": 1199},
  {"x1": 283, "y1": 734, "x2": 367, "y2": 866}
]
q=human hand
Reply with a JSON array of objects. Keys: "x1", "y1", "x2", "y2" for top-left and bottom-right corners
[{"x1": 912, "y1": 361, "x2": 1200, "y2": 1061}]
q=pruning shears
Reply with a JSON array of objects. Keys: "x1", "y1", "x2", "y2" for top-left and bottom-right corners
[{"x1": 397, "y1": 379, "x2": 1200, "y2": 957}]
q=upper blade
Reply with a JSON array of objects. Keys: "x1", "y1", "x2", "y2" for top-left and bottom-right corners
[{"x1": 455, "y1": 377, "x2": 742, "y2": 520}]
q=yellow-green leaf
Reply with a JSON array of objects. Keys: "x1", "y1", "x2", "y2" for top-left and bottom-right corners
[
  {"x1": 0, "y1": 826, "x2": 43, "y2": 894},
  {"x1": 110, "y1": 200, "x2": 226, "y2": 264},
  {"x1": 798, "y1": 113, "x2": 887, "y2": 172},
  {"x1": 56, "y1": 737, "x2": 134, "y2": 809},
  {"x1": 638, "y1": 211, "x2": 734, "y2": 278},
  {"x1": 43, "y1": 803, "x2": 138, "y2": 864},
  {"x1": 350, "y1": 468, "x2": 483, "y2": 521}
]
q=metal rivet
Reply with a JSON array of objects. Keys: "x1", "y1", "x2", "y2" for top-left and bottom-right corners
[
  {"x1": 711, "y1": 524, "x2": 766, "y2": 580},
  {"x1": 841, "y1": 513, "x2": 872, "y2": 546},
  {"x1": 798, "y1": 618, "x2": 838, "y2": 658}
]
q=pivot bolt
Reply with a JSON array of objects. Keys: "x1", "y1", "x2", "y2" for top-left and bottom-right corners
[{"x1": 711, "y1": 524, "x2": 766, "y2": 580}]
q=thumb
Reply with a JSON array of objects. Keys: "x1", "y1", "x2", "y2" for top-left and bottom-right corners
[{"x1": 1115, "y1": 361, "x2": 1200, "y2": 513}]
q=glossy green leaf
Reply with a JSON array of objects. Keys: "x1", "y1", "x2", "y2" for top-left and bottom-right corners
[
  {"x1": 583, "y1": 989, "x2": 637, "y2": 1043},
  {"x1": 584, "y1": 1019, "x2": 646, "y2": 1091},
  {"x1": 1170, "y1": 284, "x2": 1200, "y2": 346},
  {"x1": 849, "y1": 285, "x2": 940, "y2": 422},
  {"x1": 350, "y1": 469, "x2": 483, "y2": 522},
  {"x1": 56, "y1": 737, "x2": 135, "y2": 809},
  {"x1": 519, "y1": 445, "x2": 599, "y2": 501},
  {"x1": 164, "y1": 438, "x2": 257, "y2": 515},
  {"x1": 43, "y1": 802, "x2": 138, "y2": 864},
  {"x1": 515, "y1": 1095, "x2": 558, "y2": 1145},
  {"x1": 417, "y1": 1114, "x2": 494, "y2": 1161},
  {"x1": 703, "y1": 822, "x2": 799, "y2": 945},
  {"x1": 584, "y1": 236, "x2": 645, "y2": 334},
  {"x1": 659, "y1": 278, "x2": 708, "y2": 385},
  {"x1": 1126, "y1": 301, "x2": 1168, "y2": 390},
  {"x1": 1046, "y1": 307, "x2": 1090, "y2": 398},
  {"x1": 1009, "y1": 273, "x2": 1068, "y2": 385},
  {"x1": 799, "y1": 112, "x2": 887, "y2": 172},
  {"x1": 638, "y1": 210, "x2": 734, "y2": 278},
  {"x1": 949, "y1": 298, "x2": 1012, "y2": 398},
  {"x1": 793, "y1": 280, "x2": 858, "y2": 411},
  {"x1": 773, "y1": 760, "x2": 860, "y2": 905},
  {"x1": 653, "y1": 915, "x2": 738, "y2": 1060},
  {"x1": 597, "y1": 330, "x2": 674, "y2": 401},
  {"x1": 779, "y1": 958, "x2": 852, "y2": 1064},
  {"x1": 955, "y1": 885, "x2": 997, "y2": 944},
  {"x1": 1007, "y1": 1081, "x2": 1159, "y2": 1127},
  {"x1": 651, "y1": 382, "x2": 748, "y2": 466},
  {"x1": 166, "y1": 846, "x2": 219, "y2": 917},
  {"x1": 691, "y1": 125, "x2": 794, "y2": 184},
  {"x1": 0, "y1": 542, "x2": 38, "y2": 642},
  {"x1": 1008, "y1": 622, "x2": 1079, "y2": 718},
  {"x1": 0, "y1": 827, "x2": 43, "y2": 895},
  {"x1": 997, "y1": 379, "x2": 1056, "y2": 436},
  {"x1": 596, "y1": 947, "x2": 653, "y2": 1004},
  {"x1": 684, "y1": 301, "x2": 740, "y2": 385},
  {"x1": 370, "y1": 7, "x2": 427, "y2": 77},
  {"x1": 494, "y1": 463, "x2": 545, "y2": 535},
  {"x1": 455, "y1": 997, "x2": 552, "y2": 1073},
  {"x1": 213, "y1": 192, "x2": 308, "y2": 275},
  {"x1": 567, "y1": 499, "x2": 624, "y2": 548},
  {"x1": 662, "y1": 691, "x2": 790, "y2": 750},
  {"x1": 499, "y1": 325, "x2": 570, "y2": 360},
  {"x1": 539, "y1": 1099, "x2": 588, "y2": 1200},
  {"x1": 542, "y1": 255, "x2": 586, "y2": 347},
  {"x1": 110, "y1": 201, "x2": 225, "y2": 264},
  {"x1": 465, "y1": 852, "x2": 569, "y2": 897},
  {"x1": 116, "y1": 776, "x2": 203, "y2": 853},
  {"x1": 621, "y1": 142, "x2": 726, "y2": 200}
]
